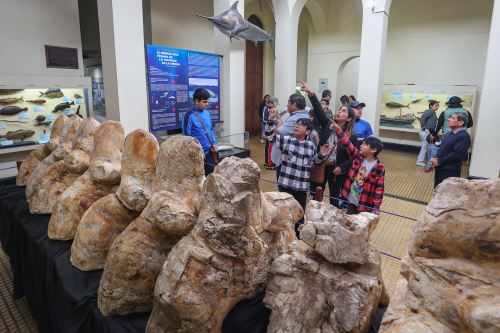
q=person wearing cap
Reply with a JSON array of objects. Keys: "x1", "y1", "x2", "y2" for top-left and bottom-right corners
[
  {"x1": 349, "y1": 100, "x2": 373, "y2": 146},
  {"x1": 435, "y1": 96, "x2": 473, "y2": 135}
]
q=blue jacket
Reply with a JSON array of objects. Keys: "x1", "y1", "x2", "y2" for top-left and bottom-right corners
[
  {"x1": 354, "y1": 118, "x2": 373, "y2": 142},
  {"x1": 436, "y1": 128, "x2": 471, "y2": 172},
  {"x1": 182, "y1": 107, "x2": 217, "y2": 154}
]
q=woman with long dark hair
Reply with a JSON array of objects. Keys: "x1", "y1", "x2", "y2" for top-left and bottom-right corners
[
  {"x1": 300, "y1": 81, "x2": 358, "y2": 207},
  {"x1": 258, "y1": 94, "x2": 271, "y2": 143}
]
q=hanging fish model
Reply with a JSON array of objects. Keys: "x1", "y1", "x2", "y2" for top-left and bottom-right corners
[
  {"x1": 193, "y1": 1, "x2": 274, "y2": 49},
  {"x1": 39, "y1": 88, "x2": 64, "y2": 98},
  {"x1": 0, "y1": 129, "x2": 35, "y2": 141},
  {"x1": 35, "y1": 115, "x2": 46, "y2": 123},
  {"x1": 0, "y1": 106, "x2": 28, "y2": 115},
  {"x1": 0, "y1": 97, "x2": 23, "y2": 105},
  {"x1": 34, "y1": 120, "x2": 52, "y2": 126},
  {"x1": 52, "y1": 101, "x2": 74, "y2": 113},
  {"x1": 74, "y1": 93, "x2": 83, "y2": 99},
  {"x1": 411, "y1": 98, "x2": 422, "y2": 104}
]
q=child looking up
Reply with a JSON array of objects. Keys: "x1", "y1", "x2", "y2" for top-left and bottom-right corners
[
  {"x1": 265, "y1": 107, "x2": 326, "y2": 235},
  {"x1": 328, "y1": 122, "x2": 385, "y2": 215}
]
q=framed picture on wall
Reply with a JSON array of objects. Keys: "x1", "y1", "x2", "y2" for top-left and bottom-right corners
[{"x1": 45, "y1": 45, "x2": 79, "y2": 69}]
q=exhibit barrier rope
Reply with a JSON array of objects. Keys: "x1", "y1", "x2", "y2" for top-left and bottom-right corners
[{"x1": 0, "y1": 166, "x2": 17, "y2": 172}]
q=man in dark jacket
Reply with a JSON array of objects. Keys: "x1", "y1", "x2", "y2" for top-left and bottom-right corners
[{"x1": 430, "y1": 112, "x2": 471, "y2": 187}]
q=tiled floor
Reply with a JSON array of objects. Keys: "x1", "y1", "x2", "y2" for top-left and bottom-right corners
[{"x1": 0, "y1": 135, "x2": 466, "y2": 332}]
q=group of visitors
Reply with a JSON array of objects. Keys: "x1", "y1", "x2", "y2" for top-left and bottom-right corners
[
  {"x1": 262, "y1": 81, "x2": 384, "y2": 235},
  {"x1": 181, "y1": 87, "x2": 472, "y2": 235},
  {"x1": 416, "y1": 96, "x2": 473, "y2": 187}
]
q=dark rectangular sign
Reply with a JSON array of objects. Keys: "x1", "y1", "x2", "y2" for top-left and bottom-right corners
[{"x1": 45, "y1": 45, "x2": 79, "y2": 69}]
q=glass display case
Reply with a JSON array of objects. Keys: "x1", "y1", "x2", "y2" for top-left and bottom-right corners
[{"x1": 0, "y1": 87, "x2": 90, "y2": 148}]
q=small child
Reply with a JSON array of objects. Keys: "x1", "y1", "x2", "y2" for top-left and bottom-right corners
[
  {"x1": 265, "y1": 107, "x2": 326, "y2": 235},
  {"x1": 424, "y1": 130, "x2": 441, "y2": 172},
  {"x1": 328, "y1": 122, "x2": 385, "y2": 215}
]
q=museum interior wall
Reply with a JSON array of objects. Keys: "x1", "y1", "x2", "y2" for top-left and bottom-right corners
[
  {"x1": 0, "y1": 0, "x2": 84, "y2": 79},
  {"x1": 151, "y1": 0, "x2": 215, "y2": 55},
  {"x1": 307, "y1": 0, "x2": 493, "y2": 96}
]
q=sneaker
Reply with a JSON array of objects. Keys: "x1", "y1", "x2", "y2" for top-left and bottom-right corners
[
  {"x1": 423, "y1": 167, "x2": 432, "y2": 173},
  {"x1": 260, "y1": 139, "x2": 265, "y2": 144},
  {"x1": 416, "y1": 161, "x2": 425, "y2": 166}
]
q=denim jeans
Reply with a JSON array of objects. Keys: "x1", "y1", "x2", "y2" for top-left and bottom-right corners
[
  {"x1": 417, "y1": 129, "x2": 429, "y2": 164},
  {"x1": 425, "y1": 143, "x2": 439, "y2": 171}
]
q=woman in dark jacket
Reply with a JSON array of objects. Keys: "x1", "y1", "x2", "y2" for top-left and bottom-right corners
[{"x1": 301, "y1": 81, "x2": 358, "y2": 207}]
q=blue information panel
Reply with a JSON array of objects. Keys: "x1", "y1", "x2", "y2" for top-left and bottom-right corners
[{"x1": 146, "y1": 44, "x2": 221, "y2": 131}]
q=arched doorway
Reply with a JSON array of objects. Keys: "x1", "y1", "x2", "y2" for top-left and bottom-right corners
[{"x1": 245, "y1": 15, "x2": 264, "y2": 136}]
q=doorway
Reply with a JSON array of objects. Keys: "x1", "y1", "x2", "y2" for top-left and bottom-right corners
[{"x1": 245, "y1": 15, "x2": 264, "y2": 136}]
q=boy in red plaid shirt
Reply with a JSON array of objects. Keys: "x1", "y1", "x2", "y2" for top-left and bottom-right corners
[{"x1": 327, "y1": 122, "x2": 385, "y2": 214}]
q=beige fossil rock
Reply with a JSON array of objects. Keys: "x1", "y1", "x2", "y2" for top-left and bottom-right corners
[
  {"x1": 70, "y1": 130, "x2": 158, "y2": 271},
  {"x1": 47, "y1": 121, "x2": 125, "y2": 239},
  {"x1": 145, "y1": 157, "x2": 301, "y2": 333},
  {"x1": 48, "y1": 171, "x2": 116, "y2": 240},
  {"x1": 27, "y1": 117, "x2": 100, "y2": 214},
  {"x1": 17, "y1": 115, "x2": 66, "y2": 186},
  {"x1": 300, "y1": 200, "x2": 379, "y2": 265},
  {"x1": 70, "y1": 194, "x2": 140, "y2": 271},
  {"x1": 65, "y1": 117, "x2": 100, "y2": 174},
  {"x1": 16, "y1": 144, "x2": 51, "y2": 187},
  {"x1": 89, "y1": 120, "x2": 125, "y2": 185},
  {"x1": 115, "y1": 129, "x2": 159, "y2": 211},
  {"x1": 98, "y1": 136, "x2": 205, "y2": 316},
  {"x1": 380, "y1": 178, "x2": 500, "y2": 333},
  {"x1": 26, "y1": 115, "x2": 81, "y2": 208},
  {"x1": 264, "y1": 202, "x2": 384, "y2": 333}
]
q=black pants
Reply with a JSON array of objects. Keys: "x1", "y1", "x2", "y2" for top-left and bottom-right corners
[
  {"x1": 346, "y1": 203, "x2": 358, "y2": 215},
  {"x1": 434, "y1": 168, "x2": 461, "y2": 188},
  {"x1": 309, "y1": 165, "x2": 345, "y2": 208},
  {"x1": 204, "y1": 151, "x2": 217, "y2": 176},
  {"x1": 279, "y1": 186, "x2": 307, "y2": 238}
]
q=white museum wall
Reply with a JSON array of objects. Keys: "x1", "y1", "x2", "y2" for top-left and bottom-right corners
[
  {"x1": 0, "y1": 0, "x2": 84, "y2": 79},
  {"x1": 151, "y1": 0, "x2": 215, "y2": 54},
  {"x1": 297, "y1": 9, "x2": 310, "y2": 85},
  {"x1": 306, "y1": 0, "x2": 493, "y2": 147},
  {"x1": 245, "y1": 0, "x2": 276, "y2": 99},
  {"x1": 0, "y1": 0, "x2": 87, "y2": 179},
  {"x1": 338, "y1": 57, "x2": 360, "y2": 101}
]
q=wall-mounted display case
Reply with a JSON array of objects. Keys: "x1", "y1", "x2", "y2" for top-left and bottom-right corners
[{"x1": 0, "y1": 87, "x2": 89, "y2": 148}]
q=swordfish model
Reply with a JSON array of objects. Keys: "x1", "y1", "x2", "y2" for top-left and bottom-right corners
[{"x1": 193, "y1": 1, "x2": 274, "y2": 51}]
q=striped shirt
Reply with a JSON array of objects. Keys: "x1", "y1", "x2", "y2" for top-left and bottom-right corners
[{"x1": 265, "y1": 121, "x2": 319, "y2": 191}]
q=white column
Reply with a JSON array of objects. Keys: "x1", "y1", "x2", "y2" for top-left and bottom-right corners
[
  {"x1": 357, "y1": 0, "x2": 392, "y2": 135},
  {"x1": 97, "y1": 0, "x2": 149, "y2": 134},
  {"x1": 214, "y1": 0, "x2": 245, "y2": 133},
  {"x1": 272, "y1": 0, "x2": 307, "y2": 108},
  {"x1": 470, "y1": 0, "x2": 500, "y2": 179}
]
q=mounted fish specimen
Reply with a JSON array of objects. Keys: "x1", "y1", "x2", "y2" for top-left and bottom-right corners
[
  {"x1": 74, "y1": 93, "x2": 83, "y2": 99},
  {"x1": 39, "y1": 88, "x2": 64, "y2": 99},
  {"x1": 27, "y1": 99, "x2": 47, "y2": 104},
  {"x1": 0, "y1": 97, "x2": 23, "y2": 105},
  {"x1": 35, "y1": 121, "x2": 53, "y2": 126},
  {"x1": 385, "y1": 102, "x2": 410, "y2": 109},
  {"x1": 0, "y1": 106, "x2": 28, "y2": 115},
  {"x1": 53, "y1": 101, "x2": 75, "y2": 113},
  {"x1": 0, "y1": 129, "x2": 35, "y2": 141},
  {"x1": 193, "y1": 1, "x2": 274, "y2": 49},
  {"x1": 0, "y1": 89, "x2": 24, "y2": 95}
]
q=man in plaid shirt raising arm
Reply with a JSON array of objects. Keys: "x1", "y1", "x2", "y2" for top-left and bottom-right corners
[{"x1": 330, "y1": 122, "x2": 385, "y2": 215}]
